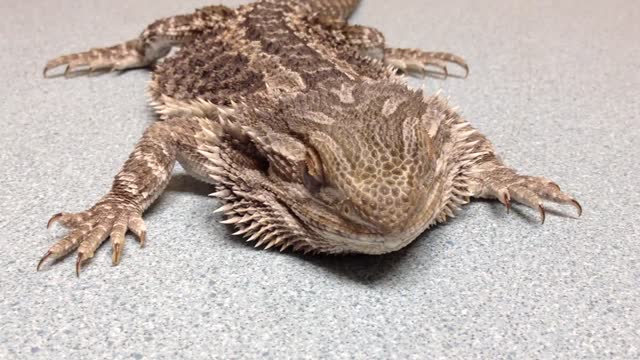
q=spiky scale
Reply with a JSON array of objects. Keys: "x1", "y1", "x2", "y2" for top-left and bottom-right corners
[
  {"x1": 220, "y1": 216, "x2": 242, "y2": 225},
  {"x1": 213, "y1": 204, "x2": 234, "y2": 214}
]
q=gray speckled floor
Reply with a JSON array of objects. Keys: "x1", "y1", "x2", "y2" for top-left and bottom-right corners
[{"x1": 1, "y1": 0, "x2": 639, "y2": 358}]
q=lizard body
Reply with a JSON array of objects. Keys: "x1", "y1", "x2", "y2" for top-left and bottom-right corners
[{"x1": 39, "y1": 0, "x2": 581, "y2": 275}]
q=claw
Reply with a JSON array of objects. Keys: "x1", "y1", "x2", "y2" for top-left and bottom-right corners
[
  {"x1": 37, "y1": 251, "x2": 53, "y2": 271},
  {"x1": 112, "y1": 243, "x2": 122, "y2": 266},
  {"x1": 571, "y1": 199, "x2": 583, "y2": 217},
  {"x1": 549, "y1": 182, "x2": 562, "y2": 192},
  {"x1": 76, "y1": 253, "x2": 86, "y2": 278},
  {"x1": 43, "y1": 61, "x2": 59, "y2": 78},
  {"x1": 503, "y1": 193, "x2": 511, "y2": 213},
  {"x1": 538, "y1": 204, "x2": 546, "y2": 225},
  {"x1": 64, "y1": 65, "x2": 72, "y2": 78},
  {"x1": 461, "y1": 64, "x2": 469, "y2": 79},
  {"x1": 138, "y1": 231, "x2": 146, "y2": 248},
  {"x1": 47, "y1": 213, "x2": 63, "y2": 229}
]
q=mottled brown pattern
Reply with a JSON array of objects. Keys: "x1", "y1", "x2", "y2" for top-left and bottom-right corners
[
  {"x1": 39, "y1": 0, "x2": 581, "y2": 275},
  {"x1": 153, "y1": 39, "x2": 267, "y2": 103}
]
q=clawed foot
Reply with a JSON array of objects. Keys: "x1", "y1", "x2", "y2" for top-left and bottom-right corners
[
  {"x1": 43, "y1": 40, "x2": 148, "y2": 78},
  {"x1": 385, "y1": 49, "x2": 469, "y2": 79},
  {"x1": 478, "y1": 171, "x2": 582, "y2": 224},
  {"x1": 38, "y1": 200, "x2": 146, "y2": 276}
]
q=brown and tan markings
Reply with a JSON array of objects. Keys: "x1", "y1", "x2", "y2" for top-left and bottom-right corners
[{"x1": 39, "y1": 0, "x2": 581, "y2": 276}]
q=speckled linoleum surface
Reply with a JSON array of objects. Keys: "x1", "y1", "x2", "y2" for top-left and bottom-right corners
[{"x1": 1, "y1": 0, "x2": 639, "y2": 358}]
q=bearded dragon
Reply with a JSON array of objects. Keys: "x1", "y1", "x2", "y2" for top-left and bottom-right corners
[{"x1": 37, "y1": 0, "x2": 582, "y2": 276}]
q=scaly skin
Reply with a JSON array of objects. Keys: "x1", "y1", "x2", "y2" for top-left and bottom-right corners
[{"x1": 39, "y1": 0, "x2": 581, "y2": 276}]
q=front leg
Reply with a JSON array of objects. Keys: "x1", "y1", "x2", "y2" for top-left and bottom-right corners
[
  {"x1": 38, "y1": 118, "x2": 191, "y2": 276},
  {"x1": 468, "y1": 158, "x2": 582, "y2": 223},
  {"x1": 462, "y1": 134, "x2": 582, "y2": 223},
  {"x1": 43, "y1": 5, "x2": 233, "y2": 77}
]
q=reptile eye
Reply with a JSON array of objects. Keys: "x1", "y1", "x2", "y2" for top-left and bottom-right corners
[
  {"x1": 303, "y1": 164, "x2": 323, "y2": 194},
  {"x1": 303, "y1": 150, "x2": 324, "y2": 194}
]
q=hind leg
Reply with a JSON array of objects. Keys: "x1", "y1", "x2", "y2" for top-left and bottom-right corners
[
  {"x1": 338, "y1": 23, "x2": 468, "y2": 79},
  {"x1": 43, "y1": 5, "x2": 233, "y2": 77},
  {"x1": 384, "y1": 48, "x2": 468, "y2": 79}
]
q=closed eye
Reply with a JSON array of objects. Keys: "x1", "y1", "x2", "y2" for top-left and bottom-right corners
[{"x1": 303, "y1": 163, "x2": 323, "y2": 194}]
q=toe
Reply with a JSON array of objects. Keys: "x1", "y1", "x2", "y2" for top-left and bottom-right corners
[
  {"x1": 128, "y1": 216, "x2": 147, "y2": 247},
  {"x1": 47, "y1": 213, "x2": 64, "y2": 229},
  {"x1": 421, "y1": 59, "x2": 449, "y2": 78},
  {"x1": 44, "y1": 55, "x2": 73, "y2": 77},
  {"x1": 508, "y1": 185, "x2": 546, "y2": 223},
  {"x1": 51, "y1": 224, "x2": 94, "y2": 257},
  {"x1": 47, "y1": 211, "x2": 92, "y2": 229},
  {"x1": 424, "y1": 52, "x2": 469, "y2": 78},
  {"x1": 110, "y1": 219, "x2": 127, "y2": 265},
  {"x1": 37, "y1": 251, "x2": 53, "y2": 271},
  {"x1": 77, "y1": 222, "x2": 111, "y2": 260}
]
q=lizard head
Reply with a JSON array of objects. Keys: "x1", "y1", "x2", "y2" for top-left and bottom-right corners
[
  {"x1": 212, "y1": 82, "x2": 443, "y2": 253},
  {"x1": 224, "y1": 81, "x2": 448, "y2": 254}
]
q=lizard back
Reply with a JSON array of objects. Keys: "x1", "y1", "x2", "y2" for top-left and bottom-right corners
[{"x1": 149, "y1": 0, "x2": 384, "y2": 108}]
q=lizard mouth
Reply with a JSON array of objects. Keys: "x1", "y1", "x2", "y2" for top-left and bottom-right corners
[
  {"x1": 306, "y1": 220, "x2": 423, "y2": 254},
  {"x1": 287, "y1": 197, "x2": 425, "y2": 255}
]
